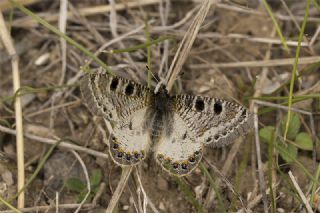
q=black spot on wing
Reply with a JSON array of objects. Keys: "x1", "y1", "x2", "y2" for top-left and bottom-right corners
[
  {"x1": 214, "y1": 101, "x2": 222, "y2": 115},
  {"x1": 110, "y1": 78, "x2": 119, "y2": 91},
  {"x1": 195, "y1": 97, "x2": 205, "y2": 111},
  {"x1": 125, "y1": 83, "x2": 134, "y2": 95}
]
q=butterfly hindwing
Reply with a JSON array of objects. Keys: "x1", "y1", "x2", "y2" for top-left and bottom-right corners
[
  {"x1": 174, "y1": 95, "x2": 253, "y2": 147},
  {"x1": 109, "y1": 108, "x2": 151, "y2": 166},
  {"x1": 154, "y1": 113, "x2": 203, "y2": 176}
]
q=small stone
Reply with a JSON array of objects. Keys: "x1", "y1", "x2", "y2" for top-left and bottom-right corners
[
  {"x1": 122, "y1": 205, "x2": 129, "y2": 211},
  {"x1": 159, "y1": 202, "x2": 166, "y2": 210},
  {"x1": 1, "y1": 171, "x2": 13, "y2": 186},
  {"x1": 157, "y1": 176, "x2": 168, "y2": 191}
]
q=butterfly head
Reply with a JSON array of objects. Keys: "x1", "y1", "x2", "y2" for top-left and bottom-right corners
[{"x1": 155, "y1": 84, "x2": 168, "y2": 95}]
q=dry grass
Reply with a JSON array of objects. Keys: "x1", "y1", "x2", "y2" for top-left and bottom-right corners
[{"x1": 0, "y1": 0, "x2": 319, "y2": 212}]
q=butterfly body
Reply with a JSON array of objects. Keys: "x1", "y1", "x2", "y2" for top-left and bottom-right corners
[
  {"x1": 145, "y1": 87, "x2": 175, "y2": 143},
  {"x1": 81, "y1": 72, "x2": 253, "y2": 176}
]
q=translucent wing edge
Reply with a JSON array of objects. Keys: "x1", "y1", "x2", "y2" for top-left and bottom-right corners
[
  {"x1": 205, "y1": 109, "x2": 254, "y2": 147},
  {"x1": 155, "y1": 148, "x2": 203, "y2": 177},
  {"x1": 174, "y1": 94, "x2": 254, "y2": 147},
  {"x1": 108, "y1": 133, "x2": 149, "y2": 166},
  {"x1": 80, "y1": 74, "x2": 103, "y2": 116}
]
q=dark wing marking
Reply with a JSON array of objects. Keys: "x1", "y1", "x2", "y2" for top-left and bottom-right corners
[{"x1": 174, "y1": 95, "x2": 253, "y2": 147}]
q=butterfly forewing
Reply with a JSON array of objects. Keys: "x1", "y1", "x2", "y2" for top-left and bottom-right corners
[
  {"x1": 174, "y1": 95, "x2": 253, "y2": 147},
  {"x1": 80, "y1": 72, "x2": 150, "y2": 122}
]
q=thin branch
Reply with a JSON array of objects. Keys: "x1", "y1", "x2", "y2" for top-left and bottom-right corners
[
  {"x1": 165, "y1": 0, "x2": 213, "y2": 92},
  {"x1": 288, "y1": 171, "x2": 313, "y2": 213},
  {"x1": 0, "y1": 125, "x2": 109, "y2": 159},
  {"x1": 0, "y1": 12, "x2": 25, "y2": 208},
  {"x1": 71, "y1": 150, "x2": 91, "y2": 213},
  {"x1": 189, "y1": 56, "x2": 320, "y2": 69},
  {"x1": 105, "y1": 167, "x2": 133, "y2": 213}
]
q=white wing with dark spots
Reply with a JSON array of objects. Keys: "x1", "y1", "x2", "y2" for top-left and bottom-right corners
[{"x1": 154, "y1": 113, "x2": 202, "y2": 176}]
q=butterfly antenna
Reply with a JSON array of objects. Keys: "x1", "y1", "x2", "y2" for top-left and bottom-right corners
[
  {"x1": 146, "y1": 65, "x2": 159, "y2": 84},
  {"x1": 146, "y1": 65, "x2": 165, "y2": 94}
]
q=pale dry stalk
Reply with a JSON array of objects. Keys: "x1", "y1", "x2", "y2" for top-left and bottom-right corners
[
  {"x1": 165, "y1": 0, "x2": 214, "y2": 92},
  {"x1": 0, "y1": 12, "x2": 25, "y2": 208}
]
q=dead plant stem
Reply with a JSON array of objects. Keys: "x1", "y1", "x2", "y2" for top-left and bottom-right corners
[{"x1": 0, "y1": 12, "x2": 25, "y2": 208}]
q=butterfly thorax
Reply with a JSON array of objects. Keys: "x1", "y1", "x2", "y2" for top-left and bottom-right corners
[{"x1": 145, "y1": 87, "x2": 174, "y2": 143}]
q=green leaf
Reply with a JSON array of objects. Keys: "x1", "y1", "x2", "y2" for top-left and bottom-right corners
[
  {"x1": 280, "y1": 113, "x2": 301, "y2": 140},
  {"x1": 259, "y1": 126, "x2": 275, "y2": 143},
  {"x1": 65, "y1": 178, "x2": 86, "y2": 192},
  {"x1": 278, "y1": 140, "x2": 298, "y2": 163},
  {"x1": 295, "y1": 132, "x2": 313, "y2": 150},
  {"x1": 90, "y1": 169, "x2": 102, "y2": 186},
  {"x1": 77, "y1": 190, "x2": 93, "y2": 203}
]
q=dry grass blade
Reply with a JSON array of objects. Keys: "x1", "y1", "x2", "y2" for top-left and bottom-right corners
[
  {"x1": 0, "y1": 12, "x2": 25, "y2": 208},
  {"x1": 58, "y1": 0, "x2": 68, "y2": 85},
  {"x1": 0, "y1": 204, "x2": 94, "y2": 213},
  {"x1": 0, "y1": 0, "x2": 40, "y2": 11},
  {"x1": 189, "y1": 56, "x2": 320, "y2": 69},
  {"x1": 70, "y1": 150, "x2": 91, "y2": 213},
  {"x1": 105, "y1": 167, "x2": 133, "y2": 213},
  {"x1": 10, "y1": 0, "x2": 160, "y2": 27},
  {"x1": 165, "y1": 0, "x2": 213, "y2": 92},
  {"x1": 0, "y1": 125, "x2": 109, "y2": 158},
  {"x1": 288, "y1": 171, "x2": 313, "y2": 213},
  {"x1": 250, "y1": 28, "x2": 277, "y2": 213}
]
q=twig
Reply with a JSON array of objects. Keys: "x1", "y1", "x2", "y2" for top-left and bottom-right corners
[
  {"x1": 0, "y1": 0, "x2": 40, "y2": 11},
  {"x1": 195, "y1": 32, "x2": 309, "y2": 47},
  {"x1": 92, "y1": 182, "x2": 106, "y2": 205},
  {"x1": 202, "y1": 159, "x2": 247, "y2": 211},
  {"x1": 0, "y1": 125, "x2": 109, "y2": 159},
  {"x1": 58, "y1": 0, "x2": 68, "y2": 85},
  {"x1": 288, "y1": 171, "x2": 313, "y2": 213},
  {"x1": 189, "y1": 56, "x2": 320, "y2": 69},
  {"x1": 250, "y1": 27, "x2": 277, "y2": 213},
  {"x1": 158, "y1": 0, "x2": 170, "y2": 78},
  {"x1": 71, "y1": 150, "x2": 91, "y2": 213},
  {"x1": 216, "y1": 2, "x2": 320, "y2": 23},
  {"x1": 134, "y1": 169, "x2": 159, "y2": 213},
  {"x1": 0, "y1": 12, "x2": 25, "y2": 208},
  {"x1": 108, "y1": 0, "x2": 140, "y2": 82},
  {"x1": 11, "y1": 0, "x2": 161, "y2": 27},
  {"x1": 165, "y1": 0, "x2": 213, "y2": 92},
  {"x1": 55, "y1": 192, "x2": 59, "y2": 213},
  {"x1": 204, "y1": 134, "x2": 243, "y2": 208},
  {"x1": 254, "y1": 100, "x2": 313, "y2": 116},
  {"x1": 236, "y1": 183, "x2": 278, "y2": 213},
  {"x1": 0, "y1": 204, "x2": 94, "y2": 213},
  {"x1": 105, "y1": 167, "x2": 133, "y2": 213},
  {"x1": 310, "y1": 26, "x2": 320, "y2": 46}
]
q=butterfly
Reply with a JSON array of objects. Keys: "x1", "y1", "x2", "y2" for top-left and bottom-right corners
[{"x1": 80, "y1": 71, "x2": 253, "y2": 176}]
